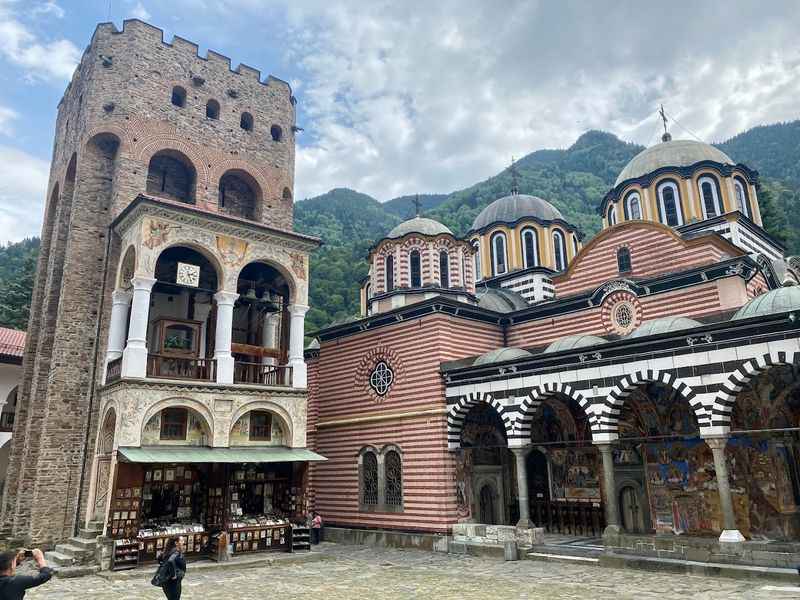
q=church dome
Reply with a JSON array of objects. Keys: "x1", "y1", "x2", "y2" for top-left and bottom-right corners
[
  {"x1": 387, "y1": 216, "x2": 452, "y2": 239},
  {"x1": 473, "y1": 347, "x2": 532, "y2": 366},
  {"x1": 470, "y1": 194, "x2": 565, "y2": 232},
  {"x1": 476, "y1": 288, "x2": 529, "y2": 313},
  {"x1": 627, "y1": 316, "x2": 702, "y2": 338},
  {"x1": 732, "y1": 287, "x2": 800, "y2": 321},
  {"x1": 544, "y1": 334, "x2": 607, "y2": 353},
  {"x1": 615, "y1": 139, "x2": 735, "y2": 187}
]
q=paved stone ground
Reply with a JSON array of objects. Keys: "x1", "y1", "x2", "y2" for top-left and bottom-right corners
[{"x1": 25, "y1": 543, "x2": 800, "y2": 599}]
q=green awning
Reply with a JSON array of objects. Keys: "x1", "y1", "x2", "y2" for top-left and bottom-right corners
[{"x1": 118, "y1": 446, "x2": 327, "y2": 464}]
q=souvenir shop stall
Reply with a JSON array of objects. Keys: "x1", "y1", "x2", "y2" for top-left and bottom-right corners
[{"x1": 108, "y1": 447, "x2": 324, "y2": 570}]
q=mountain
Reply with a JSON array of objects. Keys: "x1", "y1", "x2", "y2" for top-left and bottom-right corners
[{"x1": 2, "y1": 122, "x2": 800, "y2": 334}]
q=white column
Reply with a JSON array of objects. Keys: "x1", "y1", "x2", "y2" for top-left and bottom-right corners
[
  {"x1": 261, "y1": 313, "x2": 279, "y2": 367},
  {"x1": 705, "y1": 436, "x2": 746, "y2": 543},
  {"x1": 103, "y1": 289, "x2": 132, "y2": 383},
  {"x1": 287, "y1": 303, "x2": 309, "y2": 388},
  {"x1": 511, "y1": 447, "x2": 533, "y2": 528},
  {"x1": 213, "y1": 291, "x2": 239, "y2": 385},
  {"x1": 120, "y1": 277, "x2": 156, "y2": 378}
]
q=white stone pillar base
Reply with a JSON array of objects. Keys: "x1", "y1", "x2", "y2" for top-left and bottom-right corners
[
  {"x1": 121, "y1": 344, "x2": 148, "y2": 379},
  {"x1": 289, "y1": 359, "x2": 307, "y2": 389},
  {"x1": 215, "y1": 353, "x2": 235, "y2": 385},
  {"x1": 719, "y1": 529, "x2": 746, "y2": 543}
]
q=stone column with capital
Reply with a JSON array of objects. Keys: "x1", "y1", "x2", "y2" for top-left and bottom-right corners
[
  {"x1": 213, "y1": 291, "x2": 240, "y2": 385},
  {"x1": 104, "y1": 289, "x2": 133, "y2": 375},
  {"x1": 705, "y1": 436, "x2": 745, "y2": 543},
  {"x1": 120, "y1": 277, "x2": 156, "y2": 378},
  {"x1": 511, "y1": 447, "x2": 533, "y2": 528},
  {"x1": 261, "y1": 313, "x2": 280, "y2": 367},
  {"x1": 596, "y1": 442, "x2": 620, "y2": 535},
  {"x1": 287, "y1": 304, "x2": 309, "y2": 388}
]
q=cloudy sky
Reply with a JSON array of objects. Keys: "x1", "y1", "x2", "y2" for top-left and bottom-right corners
[{"x1": 0, "y1": 0, "x2": 799, "y2": 243}]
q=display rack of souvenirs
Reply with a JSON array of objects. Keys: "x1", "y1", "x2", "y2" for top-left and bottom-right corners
[
  {"x1": 112, "y1": 538, "x2": 140, "y2": 571},
  {"x1": 290, "y1": 523, "x2": 310, "y2": 553}
]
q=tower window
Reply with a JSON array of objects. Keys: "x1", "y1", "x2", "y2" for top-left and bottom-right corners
[
  {"x1": 410, "y1": 250, "x2": 422, "y2": 287},
  {"x1": 698, "y1": 176, "x2": 722, "y2": 219},
  {"x1": 617, "y1": 247, "x2": 632, "y2": 273},
  {"x1": 171, "y1": 86, "x2": 186, "y2": 107},
  {"x1": 625, "y1": 192, "x2": 642, "y2": 220},
  {"x1": 657, "y1": 181, "x2": 683, "y2": 227},
  {"x1": 521, "y1": 228, "x2": 539, "y2": 268},
  {"x1": 147, "y1": 150, "x2": 196, "y2": 205},
  {"x1": 553, "y1": 230, "x2": 567, "y2": 271},
  {"x1": 490, "y1": 232, "x2": 507, "y2": 276},
  {"x1": 271, "y1": 125, "x2": 283, "y2": 141},
  {"x1": 282, "y1": 187, "x2": 292, "y2": 201},
  {"x1": 206, "y1": 99, "x2": 220, "y2": 120},
  {"x1": 734, "y1": 178, "x2": 751, "y2": 218},
  {"x1": 240, "y1": 112, "x2": 254, "y2": 131},
  {"x1": 385, "y1": 254, "x2": 394, "y2": 291},
  {"x1": 472, "y1": 240, "x2": 482, "y2": 282},
  {"x1": 160, "y1": 407, "x2": 188, "y2": 440},
  {"x1": 607, "y1": 205, "x2": 617, "y2": 226},
  {"x1": 439, "y1": 250, "x2": 450, "y2": 288}
]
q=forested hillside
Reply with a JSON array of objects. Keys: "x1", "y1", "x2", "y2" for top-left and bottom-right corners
[{"x1": 2, "y1": 121, "x2": 800, "y2": 333}]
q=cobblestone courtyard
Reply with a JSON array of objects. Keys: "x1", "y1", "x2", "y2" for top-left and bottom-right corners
[{"x1": 24, "y1": 543, "x2": 800, "y2": 599}]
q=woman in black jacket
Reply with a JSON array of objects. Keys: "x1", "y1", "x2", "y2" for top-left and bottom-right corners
[{"x1": 158, "y1": 537, "x2": 187, "y2": 600}]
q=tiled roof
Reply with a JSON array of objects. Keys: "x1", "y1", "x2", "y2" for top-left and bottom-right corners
[{"x1": 0, "y1": 327, "x2": 25, "y2": 359}]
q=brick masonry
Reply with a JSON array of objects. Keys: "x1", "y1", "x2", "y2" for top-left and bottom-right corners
[{"x1": 1, "y1": 19, "x2": 298, "y2": 545}]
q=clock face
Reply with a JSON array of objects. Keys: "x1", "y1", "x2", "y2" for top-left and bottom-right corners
[{"x1": 176, "y1": 262, "x2": 200, "y2": 287}]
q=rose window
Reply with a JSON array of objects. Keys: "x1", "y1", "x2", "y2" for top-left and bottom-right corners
[
  {"x1": 611, "y1": 301, "x2": 637, "y2": 334},
  {"x1": 369, "y1": 361, "x2": 394, "y2": 396}
]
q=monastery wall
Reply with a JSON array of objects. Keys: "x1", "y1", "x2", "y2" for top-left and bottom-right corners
[{"x1": 307, "y1": 314, "x2": 503, "y2": 532}]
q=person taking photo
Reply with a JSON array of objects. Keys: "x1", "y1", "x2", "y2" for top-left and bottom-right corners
[{"x1": 0, "y1": 549, "x2": 53, "y2": 600}]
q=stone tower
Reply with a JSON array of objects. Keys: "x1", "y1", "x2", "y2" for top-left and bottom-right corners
[{"x1": 1, "y1": 19, "x2": 313, "y2": 546}]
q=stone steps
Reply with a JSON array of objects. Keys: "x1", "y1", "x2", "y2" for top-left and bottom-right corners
[
  {"x1": 54, "y1": 543, "x2": 94, "y2": 564},
  {"x1": 44, "y1": 550, "x2": 77, "y2": 568},
  {"x1": 67, "y1": 536, "x2": 97, "y2": 550},
  {"x1": 52, "y1": 564, "x2": 102, "y2": 579}
]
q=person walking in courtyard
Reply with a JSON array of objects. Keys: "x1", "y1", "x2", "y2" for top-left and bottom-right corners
[
  {"x1": 154, "y1": 537, "x2": 186, "y2": 600},
  {"x1": 311, "y1": 511, "x2": 323, "y2": 545},
  {"x1": 0, "y1": 549, "x2": 52, "y2": 599}
]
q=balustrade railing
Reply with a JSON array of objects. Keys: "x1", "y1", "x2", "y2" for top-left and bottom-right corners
[
  {"x1": 233, "y1": 361, "x2": 292, "y2": 386},
  {"x1": 146, "y1": 354, "x2": 216, "y2": 381},
  {"x1": 531, "y1": 499, "x2": 604, "y2": 537},
  {"x1": 105, "y1": 356, "x2": 123, "y2": 384}
]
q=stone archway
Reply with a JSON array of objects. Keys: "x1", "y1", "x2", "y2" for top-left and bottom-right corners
[{"x1": 92, "y1": 408, "x2": 117, "y2": 521}]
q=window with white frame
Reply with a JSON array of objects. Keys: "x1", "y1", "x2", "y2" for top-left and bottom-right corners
[
  {"x1": 472, "y1": 239, "x2": 482, "y2": 281},
  {"x1": 657, "y1": 181, "x2": 683, "y2": 226},
  {"x1": 607, "y1": 204, "x2": 617, "y2": 226},
  {"x1": 521, "y1": 228, "x2": 539, "y2": 268},
  {"x1": 698, "y1": 175, "x2": 722, "y2": 219},
  {"x1": 439, "y1": 250, "x2": 450, "y2": 287},
  {"x1": 491, "y1": 232, "x2": 507, "y2": 275},
  {"x1": 553, "y1": 230, "x2": 567, "y2": 271},
  {"x1": 385, "y1": 254, "x2": 394, "y2": 291},
  {"x1": 409, "y1": 250, "x2": 422, "y2": 287},
  {"x1": 625, "y1": 192, "x2": 642, "y2": 220},
  {"x1": 734, "y1": 178, "x2": 751, "y2": 218}
]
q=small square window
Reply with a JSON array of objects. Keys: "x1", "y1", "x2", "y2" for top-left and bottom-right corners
[
  {"x1": 249, "y1": 411, "x2": 272, "y2": 441},
  {"x1": 160, "y1": 408, "x2": 188, "y2": 440}
]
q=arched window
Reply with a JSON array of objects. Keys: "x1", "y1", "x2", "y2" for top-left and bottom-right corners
[
  {"x1": 572, "y1": 235, "x2": 579, "y2": 256},
  {"x1": 160, "y1": 407, "x2": 188, "y2": 440},
  {"x1": 734, "y1": 177, "x2": 751, "y2": 218},
  {"x1": 365, "y1": 283, "x2": 372, "y2": 299},
  {"x1": 490, "y1": 232, "x2": 507, "y2": 275},
  {"x1": 385, "y1": 255, "x2": 394, "y2": 291},
  {"x1": 410, "y1": 250, "x2": 422, "y2": 287},
  {"x1": 552, "y1": 230, "x2": 567, "y2": 271},
  {"x1": 240, "y1": 112, "x2": 254, "y2": 131},
  {"x1": 270, "y1": 125, "x2": 283, "y2": 141},
  {"x1": 698, "y1": 175, "x2": 722, "y2": 219},
  {"x1": 472, "y1": 240, "x2": 482, "y2": 282},
  {"x1": 171, "y1": 86, "x2": 186, "y2": 107},
  {"x1": 439, "y1": 250, "x2": 450, "y2": 288},
  {"x1": 219, "y1": 170, "x2": 260, "y2": 220},
  {"x1": 146, "y1": 150, "x2": 196, "y2": 204},
  {"x1": 607, "y1": 205, "x2": 617, "y2": 226},
  {"x1": 625, "y1": 192, "x2": 642, "y2": 220},
  {"x1": 282, "y1": 187, "x2": 292, "y2": 202},
  {"x1": 361, "y1": 451, "x2": 379, "y2": 507},
  {"x1": 384, "y1": 450, "x2": 403, "y2": 507},
  {"x1": 617, "y1": 247, "x2": 632, "y2": 273},
  {"x1": 249, "y1": 410, "x2": 272, "y2": 441},
  {"x1": 657, "y1": 181, "x2": 683, "y2": 227},
  {"x1": 521, "y1": 228, "x2": 539, "y2": 268},
  {"x1": 206, "y1": 99, "x2": 220, "y2": 120}
]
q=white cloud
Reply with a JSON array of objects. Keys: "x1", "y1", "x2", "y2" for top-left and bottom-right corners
[
  {"x1": 32, "y1": 1, "x2": 65, "y2": 19},
  {"x1": 0, "y1": 105, "x2": 17, "y2": 136},
  {"x1": 0, "y1": 146, "x2": 49, "y2": 243},
  {"x1": 129, "y1": 2, "x2": 152, "y2": 21},
  {"x1": 0, "y1": 1, "x2": 79, "y2": 83}
]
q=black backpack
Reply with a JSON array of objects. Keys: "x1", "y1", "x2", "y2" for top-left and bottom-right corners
[{"x1": 150, "y1": 556, "x2": 173, "y2": 587}]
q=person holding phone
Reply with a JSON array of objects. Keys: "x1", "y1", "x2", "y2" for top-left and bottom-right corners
[{"x1": 0, "y1": 548, "x2": 53, "y2": 600}]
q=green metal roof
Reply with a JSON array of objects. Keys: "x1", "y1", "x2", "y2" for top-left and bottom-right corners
[
  {"x1": 118, "y1": 446, "x2": 327, "y2": 464},
  {"x1": 732, "y1": 286, "x2": 800, "y2": 321}
]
